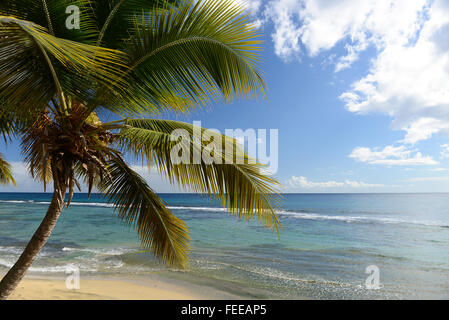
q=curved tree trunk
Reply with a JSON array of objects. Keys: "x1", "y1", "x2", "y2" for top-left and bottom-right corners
[{"x1": 0, "y1": 180, "x2": 66, "y2": 300}]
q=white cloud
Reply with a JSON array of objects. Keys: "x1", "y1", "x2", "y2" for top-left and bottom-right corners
[
  {"x1": 287, "y1": 176, "x2": 343, "y2": 188},
  {"x1": 263, "y1": 0, "x2": 428, "y2": 63},
  {"x1": 298, "y1": 0, "x2": 426, "y2": 58},
  {"x1": 287, "y1": 175, "x2": 384, "y2": 189},
  {"x1": 264, "y1": 0, "x2": 303, "y2": 60},
  {"x1": 409, "y1": 176, "x2": 449, "y2": 182},
  {"x1": 337, "y1": 0, "x2": 449, "y2": 144},
  {"x1": 429, "y1": 167, "x2": 449, "y2": 172},
  {"x1": 335, "y1": 42, "x2": 368, "y2": 72},
  {"x1": 440, "y1": 144, "x2": 449, "y2": 159},
  {"x1": 401, "y1": 118, "x2": 449, "y2": 145},
  {"x1": 343, "y1": 180, "x2": 383, "y2": 188},
  {"x1": 349, "y1": 145, "x2": 438, "y2": 166},
  {"x1": 260, "y1": 0, "x2": 449, "y2": 147},
  {"x1": 247, "y1": 0, "x2": 263, "y2": 12}
]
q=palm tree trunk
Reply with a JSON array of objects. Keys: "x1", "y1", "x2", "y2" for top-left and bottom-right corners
[{"x1": 0, "y1": 180, "x2": 66, "y2": 300}]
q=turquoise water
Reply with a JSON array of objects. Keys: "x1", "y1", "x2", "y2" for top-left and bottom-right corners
[{"x1": 1, "y1": 193, "x2": 449, "y2": 299}]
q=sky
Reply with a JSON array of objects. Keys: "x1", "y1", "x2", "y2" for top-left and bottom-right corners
[{"x1": 2, "y1": 0, "x2": 449, "y2": 193}]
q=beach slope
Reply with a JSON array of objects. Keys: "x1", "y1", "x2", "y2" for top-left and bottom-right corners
[{"x1": 7, "y1": 276, "x2": 242, "y2": 300}]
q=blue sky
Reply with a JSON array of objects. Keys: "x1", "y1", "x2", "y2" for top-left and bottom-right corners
[{"x1": 2, "y1": 0, "x2": 449, "y2": 193}]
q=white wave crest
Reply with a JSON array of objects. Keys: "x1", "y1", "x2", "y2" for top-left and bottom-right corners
[{"x1": 277, "y1": 211, "x2": 449, "y2": 227}]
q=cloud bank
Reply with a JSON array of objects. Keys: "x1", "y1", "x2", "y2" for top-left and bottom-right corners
[
  {"x1": 287, "y1": 175, "x2": 385, "y2": 189},
  {"x1": 254, "y1": 0, "x2": 449, "y2": 166}
]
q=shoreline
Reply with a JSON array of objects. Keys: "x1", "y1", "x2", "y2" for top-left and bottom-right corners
[{"x1": 4, "y1": 272, "x2": 249, "y2": 300}]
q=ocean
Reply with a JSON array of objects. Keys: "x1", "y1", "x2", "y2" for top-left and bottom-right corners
[{"x1": 1, "y1": 192, "x2": 449, "y2": 299}]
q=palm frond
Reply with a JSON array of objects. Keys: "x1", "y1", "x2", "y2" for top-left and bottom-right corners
[
  {"x1": 20, "y1": 113, "x2": 53, "y2": 187},
  {"x1": 118, "y1": 119, "x2": 281, "y2": 232},
  {"x1": 0, "y1": 16, "x2": 128, "y2": 114},
  {"x1": 99, "y1": 156, "x2": 190, "y2": 267},
  {"x1": 0, "y1": 153, "x2": 16, "y2": 186},
  {"x1": 0, "y1": 104, "x2": 17, "y2": 141},
  {"x1": 98, "y1": 0, "x2": 265, "y2": 116},
  {"x1": 86, "y1": 0, "x2": 178, "y2": 48},
  {"x1": 0, "y1": 0, "x2": 98, "y2": 43},
  {"x1": 0, "y1": 0, "x2": 280, "y2": 270}
]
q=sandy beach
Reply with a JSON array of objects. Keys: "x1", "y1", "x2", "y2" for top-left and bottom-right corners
[{"x1": 5, "y1": 274, "x2": 245, "y2": 300}]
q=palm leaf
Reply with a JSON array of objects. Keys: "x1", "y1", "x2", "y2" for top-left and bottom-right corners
[
  {"x1": 0, "y1": 153, "x2": 16, "y2": 186},
  {"x1": 20, "y1": 114, "x2": 53, "y2": 187},
  {"x1": 98, "y1": 156, "x2": 190, "y2": 267},
  {"x1": 97, "y1": 0, "x2": 265, "y2": 116},
  {"x1": 118, "y1": 118, "x2": 281, "y2": 232},
  {"x1": 0, "y1": 0, "x2": 98, "y2": 43},
  {"x1": 0, "y1": 15, "x2": 128, "y2": 115}
]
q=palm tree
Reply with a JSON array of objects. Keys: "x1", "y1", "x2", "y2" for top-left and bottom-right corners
[{"x1": 0, "y1": 0, "x2": 281, "y2": 299}]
